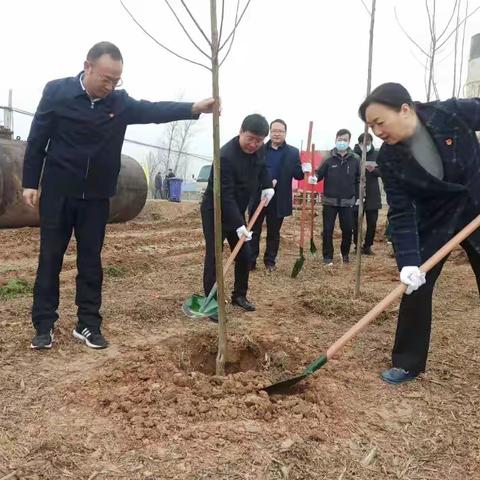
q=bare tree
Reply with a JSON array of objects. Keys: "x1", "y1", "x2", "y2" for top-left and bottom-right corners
[
  {"x1": 120, "y1": 0, "x2": 252, "y2": 375},
  {"x1": 395, "y1": 0, "x2": 479, "y2": 100},
  {"x1": 355, "y1": 0, "x2": 377, "y2": 298}
]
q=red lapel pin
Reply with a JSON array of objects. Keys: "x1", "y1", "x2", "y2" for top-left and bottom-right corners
[{"x1": 445, "y1": 138, "x2": 453, "y2": 146}]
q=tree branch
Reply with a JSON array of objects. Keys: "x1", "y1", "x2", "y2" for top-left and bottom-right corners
[
  {"x1": 120, "y1": 0, "x2": 211, "y2": 71},
  {"x1": 219, "y1": 0, "x2": 252, "y2": 51},
  {"x1": 437, "y1": 0, "x2": 460, "y2": 41},
  {"x1": 360, "y1": 0, "x2": 371, "y2": 15},
  {"x1": 394, "y1": 7, "x2": 430, "y2": 57},
  {"x1": 218, "y1": 0, "x2": 226, "y2": 45},
  {"x1": 457, "y1": 0, "x2": 469, "y2": 97},
  {"x1": 180, "y1": 0, "x2": 212, "y2": 47},
  {"x1": 219, "y1": 0, "x2": 240, "y2": 67},
  {"x1": 164, "y1": 0, "x2": 211, "y2": 59},
  {"x1": 437, "y1": 4, "x2": 480, "y2": 50}
]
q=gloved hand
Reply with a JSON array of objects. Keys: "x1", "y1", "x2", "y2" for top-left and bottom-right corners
[
  {"x1": 236, "y1": 225, "x2": 252, "y2": 241},
  {"x1": 400, "y1": 266, "x2": 426, "y2": 294},
  {"x1": 302, "y1": 162, "x2": 312, "y2": 173},
  {"x1": 355, "y1": 198, "x2": 360, "y2": 206},
  {"x1": 307, "y1": 175, "x2": 318, "y2": 185},
  {"x1": 261, "y1": 187, "x2": 275, "y2": 206}
]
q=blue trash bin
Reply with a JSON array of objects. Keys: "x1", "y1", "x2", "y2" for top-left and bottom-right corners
[{"x1": 168, "y1": 178, "x2": 183, "y2": 202}]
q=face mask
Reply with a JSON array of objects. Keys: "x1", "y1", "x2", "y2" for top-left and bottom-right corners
[{"x1": 336, "y1": 140, "x2": 349, "y2": 152}]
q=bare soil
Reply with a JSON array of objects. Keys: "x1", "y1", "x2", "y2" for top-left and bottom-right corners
[{"x1": 0, "y1": 200, "x2": 479, "y2": 480}]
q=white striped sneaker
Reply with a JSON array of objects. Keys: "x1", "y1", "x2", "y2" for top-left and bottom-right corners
[{"x1": 73, "y1": 326, "x2": 108, "y2": 349}]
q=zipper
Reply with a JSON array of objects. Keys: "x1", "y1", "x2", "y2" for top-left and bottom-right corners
[{"x1": 90, "y1": 100, "x2": 95, "y2": 109}]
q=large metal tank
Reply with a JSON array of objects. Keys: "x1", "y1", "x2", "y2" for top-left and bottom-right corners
[
  {"x1": 465, "y1": 33, "x2": 480, "y2": 98},
  {"x1": 0, "y1": 136, "x2": 148, "y2": 228}
]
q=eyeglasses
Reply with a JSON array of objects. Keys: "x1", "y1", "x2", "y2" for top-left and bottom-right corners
[{"x1": 102, "y1": 77, "x2": 123, "y2": 88}]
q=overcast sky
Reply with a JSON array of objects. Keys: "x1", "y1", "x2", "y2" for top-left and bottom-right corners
[{"x1": 1, "y1": 0, "x2": 479, "y2": 177}]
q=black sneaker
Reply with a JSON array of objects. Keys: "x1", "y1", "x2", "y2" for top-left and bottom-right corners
[
  {"x1": 31, "y1": 329, "x2": 54, "y2": 349},
  {"x1": 73, "y1": 326, "x2": 108, "y2": 349},
  {"x1": 342, "y1": 256, "x2": 350, "y2": 264}
]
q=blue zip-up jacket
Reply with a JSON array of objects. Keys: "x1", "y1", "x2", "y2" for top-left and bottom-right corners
[
  {"x1": 377, "y1": 98, "x2": 480, "y2": 269},
  {"x1": 22, "y1": 73, "x2": 199, "y2": 198}
]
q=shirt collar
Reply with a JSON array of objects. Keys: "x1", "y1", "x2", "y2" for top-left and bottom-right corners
[{"x1": 79, "y1": 72, "x2": 101, "y2": 102}]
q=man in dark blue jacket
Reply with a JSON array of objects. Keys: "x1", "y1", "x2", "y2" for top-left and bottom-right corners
[
  {"x1": 201, "y1": 114, "x2": 274, "y2": 320},
  {"x1": 249, "y1": 119, "x2": 307, "y2": 272},
  {"x1": 309, "y1": 129, "x2": 360, "y2": 265},
  {"x1": 359, "y1": 82, "x2": 480, "y2": 384},
  {"x1": 24, "y1": 41, "x2": 214, "y2": 350}
]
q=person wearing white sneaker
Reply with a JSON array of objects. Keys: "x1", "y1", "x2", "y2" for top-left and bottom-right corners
[{"x1": 359, "y1": 82, "x2": 480, "y2": 383}]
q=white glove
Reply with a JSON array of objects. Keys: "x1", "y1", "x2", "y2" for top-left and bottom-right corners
[
  {"x1": 236, "y1": 225, "x2": 252, "y2": 241},
  {"x1": 307, "y1": 175, "x2": 318, "y2": 185},
  {"x1": 261, "y1": 187, "x2": 275, "y2": 206},
  {"x1": 355, "y1": 198, "x2": 360, "y2": 206},
  {"x1": 400, "y1": 266, "x2": 426, "y2": 295},
  {"x1": 302, "y1": 162, "x2": 312, "y2": 173}
]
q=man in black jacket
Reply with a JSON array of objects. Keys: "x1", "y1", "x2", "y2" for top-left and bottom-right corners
[
  {"x1": 249, "y1": 119, "x2": 308, "y2": 272},
  {"x1": 309, "y1": 129, "x2": 360, "y2": 264},
  {"x1": 24, "y1": 41, "x2": 214, "y2": 350},
  {"x1": 353, "y1": 133, "x2": 382, "y2": 254},
  {"x1": 201, "y1": 114, "x2": 274, "y2": 320}
]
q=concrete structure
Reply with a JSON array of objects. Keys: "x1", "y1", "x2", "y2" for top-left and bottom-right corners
[{"x1": 0, "y1": 135, "x2": 148, "y2": 228}]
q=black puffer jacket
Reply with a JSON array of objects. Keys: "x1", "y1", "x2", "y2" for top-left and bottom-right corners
[{"x1": 353, "y1": 144, "x2": 382, "y2": 210}]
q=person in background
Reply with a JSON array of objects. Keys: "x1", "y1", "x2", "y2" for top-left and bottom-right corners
[
  {"x1": 249, "y1": 119, "x2": 309, "y2": 272},
  {"x1": 154, "y1": 171, "x2": 163, "y2": 199},
  {"x1": 308, "y1": 129, "x2": 360, "y2": 265},
  {"x1": 352, "y1": 133, "x2": 382, "y2": 255}
]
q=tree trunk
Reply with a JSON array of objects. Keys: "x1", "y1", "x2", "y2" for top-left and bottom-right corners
[
  {"x1": 210, "y1": 0, "x2": 226, "y2": 376},
  {"x1": 355, "y1": 0, "x2": 377, "y2": 298}
]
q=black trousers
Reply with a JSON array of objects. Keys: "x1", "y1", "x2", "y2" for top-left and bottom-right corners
[
  {"x1": 322, "y1": 205, "x2": 353, "y2": 259},
  {"x1": 392, "y1": 240, "x2": 480, "y2": 373},
  {"x1": 249, "y1": 200, "x2": 284, "y2": 267},
  {"x1": 201, "y1": 207, "x2": 250, "y2": 299},
  {"x1": 32, "y1": 193, "x2": 110, "y2": 333},
  {"x1": 353, "y1": 208, "x2": 379, "y2": 248}
]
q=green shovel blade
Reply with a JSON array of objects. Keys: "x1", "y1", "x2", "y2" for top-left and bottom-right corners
[
  {"x1": 310, "y1": 238, "x2": 317, "y2": 255},
  {"x1": 182, "y1": 294, "x2": 219, "y2": 318},
  {"x1": 291, "y1": 248, "x2": 305, "y2": 278}
]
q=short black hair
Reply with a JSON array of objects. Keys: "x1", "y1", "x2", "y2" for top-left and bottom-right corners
[
  {"x1": 87, "y1": 41, "x2": 123, "y2": 62},
  {"x1": 241, "y1": 114, "x2": 269, "y2": 137},
  {"x1": 358, "y1": 82, "x2": 413, "y2": 121},
  {"x1": 336, "y1": 128, "x2": 351, "y2": 140},
  {"x1": 358, "y1": 133, "x2": 373, "y2": 143},
  {"x1": 270, "y1": 119, "x2": 287, "y2": 131}
]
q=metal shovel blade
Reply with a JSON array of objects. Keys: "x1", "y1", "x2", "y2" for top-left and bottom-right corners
[
  {"x1": 261, "y1": 354, "x2": 328, "y2": 395},
  {"x1": 291, "y1": 248, "x2": 305, "y2": 278},
  {"x1": 182, "y1": 294, "x2": 219, "y2": 318}
]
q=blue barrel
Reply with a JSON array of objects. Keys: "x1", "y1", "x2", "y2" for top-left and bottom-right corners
[{"x1": 168, "y1": 178, "x2": 183, "y2": 202}]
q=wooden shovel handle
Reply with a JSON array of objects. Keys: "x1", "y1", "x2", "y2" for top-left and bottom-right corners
[
  {"x1": 222, "y1": 198, "x2": 267, "y2": 275},
  {"x1": 326, "y1": 214, "x2": 480, "y2": 360},
  {"x1": 309, "y1": 143, "x2": 316, "y2": 240}
]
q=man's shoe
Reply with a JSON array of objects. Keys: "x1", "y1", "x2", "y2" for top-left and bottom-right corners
[
  {"x1": 31, "y1": 329, "x2": 54, "y2": 349},
  {"x1": 362, "y1": 246, "x2": 374, "y2": 255},
  {"x1": 381, "y1": 367, "x2": 418, "y2": 385},
  {"x1": 342, "y1": 255, "x2": 350, "y2": 264},
  {"x1": 265, "y1": 264, "x2": 276, "y2": 273},
  {"x1": 73, "y1": 326, "x2": 108, "y2": 349},
  {"x1": 323, "y1": 258, "x2": 334, "y2": 266},
  {"x1": 231, "y1": 296, "x2": 256, "y2": 311}
]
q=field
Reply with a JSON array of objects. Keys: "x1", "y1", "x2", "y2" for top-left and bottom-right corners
[{"x1": 1, "y1": 200, "x2": 479, "y2": 480}]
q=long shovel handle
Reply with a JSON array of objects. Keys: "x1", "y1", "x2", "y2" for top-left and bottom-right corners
[
  {"x1": 299, "y1": 121, "x2": 314, "y2": 250},
  {"x1": 202, "y1": 198, "x2": 267, "y2": 307},
  {"x1": 309, "y1": 143, "x2": 316, "y2": 242},
  {"x1": 326, "y1": 214, "x2": 480, "y2": 360}
]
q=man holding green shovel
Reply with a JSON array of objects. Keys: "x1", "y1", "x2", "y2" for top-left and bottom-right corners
[{"x1": 200, "y1": 114, "x2": 274, "y2": 322}]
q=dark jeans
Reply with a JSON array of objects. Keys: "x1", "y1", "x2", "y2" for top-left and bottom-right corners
[
  {"x1": 32, "y1": 193, "x2": 110, "y2": 334},
  {"x1": 353, "y1": 208, "x2": 379, "y2": 248},
  {"x1": 201, "y1": 207, "x2": 250, "y2": 299},
  {"x1": 249, "y1": 201, "x2": 284, "y2": 267},
  {"x1": 322, "y1": 205, "x2": 353, "y2": 259},
  {"x1": 392, "y1": 240, "x2": 480, "y2": 373}
]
